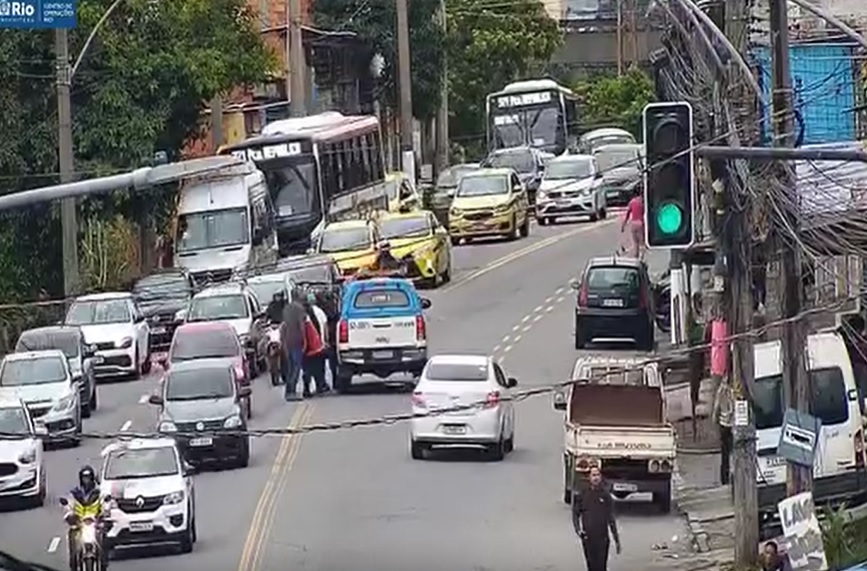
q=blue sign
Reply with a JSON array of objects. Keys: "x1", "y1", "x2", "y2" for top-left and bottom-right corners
[
  {"x1": 0, "y1": 0, "x2": 76, "y2": 29},
  {"x1": 777, "y1": 408, "x2": 822, "y2": 468}
]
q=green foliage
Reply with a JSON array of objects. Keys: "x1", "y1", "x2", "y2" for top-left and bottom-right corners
[
  {"x1": 0, "y1": 0, "x2": 275, "y2": 304},
  {"x1": 447, "y1": 0, "x2": 563, "y2": 155},
  {"x1": 573, "y1": 68, "x2": 655, "y2": 138},
  {"x1": 311, "y1": 0, "x2": 445, "y2": 120},
  {"x1": 821, "y1": 503, "x2": 855, "y2": 570}
]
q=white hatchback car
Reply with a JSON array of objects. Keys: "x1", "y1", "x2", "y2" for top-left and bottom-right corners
[
  {"x1": 410, "y1": 354, "x2": 517, "y2": 461},
  {"x1": 65, "y1": 292, "x2": 151, "y2": 379},
  {"x1": 0, "y1": 397, "x2": 47, "y2": 507},
  {"x1": 101, "y1": 438, "x2": 196, "y2": 554}
]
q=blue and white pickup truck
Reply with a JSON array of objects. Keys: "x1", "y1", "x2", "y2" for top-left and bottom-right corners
[{"x1": 335, "y1": 277, "x2": 431, "y2": 392}]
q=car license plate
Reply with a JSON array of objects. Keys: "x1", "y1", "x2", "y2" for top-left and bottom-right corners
[
  {"x1": 442, "y1": 425, "x2": 466, "y2": 435},
  {"x1": 129, "y1": 521, "x2": 153, "y2": 532},
  {"x1": 765, "y1": 456, "x2": 786, "y2": 467},
  {"x1": 557, "y1": 200, "x2": 572, "y2": 207},
  {"x1": 189, "y1": 437, "x2": 212, "y2": 447},
  {"x1": 612, "y1": 483, "x2": 638, "y2": 493},
  {"x1": 372, "y1": 350, "x2": 394, "y2": 360},
  {"x1": 602, "y1": 299, "x2": 624, "y2": 308},
  {"x1": 150, "y1": 326, "x2": 166, "y2": 334}
]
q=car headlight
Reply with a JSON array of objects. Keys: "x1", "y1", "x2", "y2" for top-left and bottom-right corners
[
  {"x1": 495, "y1": 203, "x2": 512, "y2": 213},
  {"x1": 158, "y1": 421, "x2": 178, "y2": 433},
  {"x1": 117, "y1": 337, "x2": 133, "y2": 349},
  {"x1": 537, "y1": 190, "x2": 547, "y2": 201},
  {"x1": 224, "y1": 415, "x2": 243, "y2": 429},
  {"x1": 18, "y1": 448, "x2": 36, "y2": 464},
  {"x1": 163, "y1": 490, "x2": 185, "y2": 505},
  {"x1": 450, "y1": 207, "x2": 462, "y2": 216},
  {"x1": 51, "y1": 394, "x2": 75, "y2": 412}
]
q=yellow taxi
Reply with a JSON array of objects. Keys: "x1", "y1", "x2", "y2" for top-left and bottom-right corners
[
  {"x1": 378, "y1": 210, "x2": 452, "y2": 287},
  {"x1": 312, "y1": 219, "x2": 380, "y2": 278},
  {"x1": 383, "y1": 172, "x2": 422, "y2": 213},
  {"x1": 449, "y1": 167, "x2": 530, "y2": 244}
]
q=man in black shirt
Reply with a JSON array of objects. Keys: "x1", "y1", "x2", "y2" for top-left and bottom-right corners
[{"x1": 572, "y1": 466, "x2": 621, "y2": 571}]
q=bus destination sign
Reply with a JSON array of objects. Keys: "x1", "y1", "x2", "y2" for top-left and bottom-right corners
[
  {"x1": 231, "y1": 141, "x2": 303, "y2": 162},
  {"x1": 496, "y1": 91, "x2": 552, "y2": 109}
]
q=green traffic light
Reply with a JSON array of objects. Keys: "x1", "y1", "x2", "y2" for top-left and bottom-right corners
[{"x1": 656, "y1": 202, "x2": 683, "y2": 235}]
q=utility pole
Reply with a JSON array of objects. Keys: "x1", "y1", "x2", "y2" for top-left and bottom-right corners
[
  {"x1": 55, "y1": 29, "x2": 80, "y2": 297},
  {"x1": 210, "y1": 96, "x2": 224, "y2": 152},
  {"x1": 287, "y1": 0, "x2": 306, "y2": 117},
  {"x1": 615, "y1": 0, "x2": 623, "y2": 75},
  {"x1": 769, "y1": 0, "x2": 812, "y2": 495},
  {"x1": 434, "y1": 0, "x2": 449, "y2": 176},
  {"x1": 396, "y1": 0, "x2": 414, "y2": 164}
]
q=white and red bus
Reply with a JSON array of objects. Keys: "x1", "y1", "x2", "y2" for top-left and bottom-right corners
[{"x1": 220, "y1": 112, "x2": 387, "y2": 254}]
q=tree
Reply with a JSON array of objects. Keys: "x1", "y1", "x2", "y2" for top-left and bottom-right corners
[
  {"x1": 573, "y1": 68, "x2": 655, "y2": 138},
  {"x1": 0, "y1": 0, "x2": 276, "y2": 302},
  {"x1": 446, "y1": 0, "x2": 563, "y2": 157},
  {"x1": 311, "y1": 0, "x2": 445, "y2": 121}
]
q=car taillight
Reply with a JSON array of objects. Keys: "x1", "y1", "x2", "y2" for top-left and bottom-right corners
[
  {"x1": 855, "y1": 430, "x2": 864, "y2": 466},
  {"x1": 411, "y1": 392, "x2": 426, "y2": 408},
  {"x1": 578, "y1": 283, "x2": 588, "y2": 307},
  {"x1": 416, "y1": 315, "x2": 426, "y2": 341},
  {"x1": 484, "y1": 391, "x2": 500, "y2": 408},
  {"x1": 234, "y1": 365, "x2": 245, "y2": 380},
  {"x1": 338, "y1": 320, "x2": 349, "y2": 343}
]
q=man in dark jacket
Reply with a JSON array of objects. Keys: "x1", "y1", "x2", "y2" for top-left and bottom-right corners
[
  {"x1": 266, "y1": 291, "x2": 286, "y2": 324},
  {"x1": 280, "y1": 288, "x2": 307, "y2": 401},
  {"x1": 572, "y1": 466, "x2": 621, "y2": 571}
]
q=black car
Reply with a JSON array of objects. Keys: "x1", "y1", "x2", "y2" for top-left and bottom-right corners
[
  {"x1": 149, "y1": 359, "x2": 251, "y2": 468},
  {"x1": 482, "y1": 147, "x2": 551, "y2": 210},
  {"x1": 133, "y1": 269, "x2": 197, "y2": 354},
  {"x1": 14, "y1": 326, "x2": 99, "y2": 417},
  {"x1": 572, "y1": 257, "x2": 655, "y2": 351}
]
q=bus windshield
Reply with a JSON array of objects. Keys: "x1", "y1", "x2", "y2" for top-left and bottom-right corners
[
  {"x1": 490, "y1": 95, "x2": 562, "y2": 151},
  {"x1": 260, "y1": 156, "x2": 319, "y2": 219}
]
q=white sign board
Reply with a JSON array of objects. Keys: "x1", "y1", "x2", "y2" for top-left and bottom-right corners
[
  {"x1": 231, "y1": 142, "x2": 302, "y2": 162},
  {"x1": 777, "y1": 492, "x2": 828, "y2": 571},
  {"x1": 496, "y1": 91, "x2": 552, "y2": 108},
  {"x1": 734, "y1": 400, "x2": 749, "y2": 427}
]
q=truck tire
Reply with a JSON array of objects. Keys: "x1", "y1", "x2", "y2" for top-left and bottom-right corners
[{"x1": 654, "y1": 488, "x2": 672, "y2": 514}]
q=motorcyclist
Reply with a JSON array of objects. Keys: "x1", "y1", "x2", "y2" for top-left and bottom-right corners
[
  {"x1": 372, "y1": 241, "x2": 403, "y2": 272},
  {"x1": 65, "y1": 465, "x2": 108, "y2": 570},
  {"x1": 266, "y1": 290, "x2": 287, "y2": 324}
]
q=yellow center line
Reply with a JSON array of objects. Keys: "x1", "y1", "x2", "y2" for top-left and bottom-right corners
[{"x1": 236, "y1": 401, "x2": 311, "y2": 571}]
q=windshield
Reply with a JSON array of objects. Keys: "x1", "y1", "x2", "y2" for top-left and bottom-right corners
[
  {"x1": 457, "y1": 175, "x2": 509, "y2": 197},
  {"x1": 66, "y1": 299, "x2": 130, "y2": 325},
  {"x1": 262, "y1": 158, "x2": 318, "y2": 218},
  {"x1": 176, "y1": 208, "x2": 249, "y2": 253},
  {"x1": 188, "y1": 295, "x2": 249, "y2": 321},
  {"x1": 486, "y1": 151, "x2": 535, "y2": 173},
  {"x1": 545, "y1": 159, "x2": 594, "y2": 180},
  {"x1": 247, "y1": 279, "x2": 287, "y2": 305},
  {"x1": 586, "y1": 267, "x2": 640, "y2": 293},
  {"x1": 594, "y1": 148, "x2": 640, "y2": 173},
  {"x1": 425, "y1": 362, "x2": 488, "y2": 381},
  {"x1": 16, "y1": 332, "x2": 79, "y2": 358},
  {"x1": 379, "y1": 217, "x2": 431, "y2": 240},
  {"x1": 170, "y1": 329, "x2": 240, "y2": 362},
  {"x1": 0, "y1": 407, "x2": 30, "y2": 436},
  {"x1": 0, "y1": 357, "x2": 67, "y2": 386},
  {"x1": 587, "y1": 135, "x2": 634, "y2": 151},
  {"x1": 286, "y1": 264, "x2": 332, "y2": 284},
  {"x1": 436, "y1": 166, "x2": 477, "y2": 189},
  {"x1": 165, "y1": 367, "x2": 235, "y2": 401},
  {"x1": 319, "y1": 227, "x2": 371, "y2": 253},
  {"x1": 133, "y1": 274, "x2": 190, "y2": 302},
  {"x1": 491, "y1": 101, "x2": 561, "y2": 150},
  {"x1": 753, "y1": 367, "x2": 848, "y2": 429},
  {"x1": 353, "y1": 290, "x2": 410, "y2": 308},
  {"x1": 103, "y1": 447, "x2": 179, "y2": 480}
]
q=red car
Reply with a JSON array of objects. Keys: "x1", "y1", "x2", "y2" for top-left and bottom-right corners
[{"x1": 158, "y1": 322, "x2": 252, "y2": 418}]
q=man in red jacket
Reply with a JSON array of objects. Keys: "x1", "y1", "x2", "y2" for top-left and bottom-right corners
[{"x1": 301, "y1": 291, "x2": 329, "y2": 397}]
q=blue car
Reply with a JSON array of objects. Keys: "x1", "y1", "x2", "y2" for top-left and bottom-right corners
[{"x1": 335, "y1": 277, "x2": 431, "y2": 392}]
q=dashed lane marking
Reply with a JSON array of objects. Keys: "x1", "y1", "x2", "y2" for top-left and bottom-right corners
[
  {"x1": 120, "y1": 420, "x2": 132, "y2": 432},
  {"x1": 503, "y1": 345, "x2": 513, "y2": 353},
  {"x1": 533, "y1": 314, "x2": 543, "y2": 322},
  {"x1": 493, "y1": 282, "x2": 575, "y2": 363},
  {"x1": 512, "y1": 324, "x2": 521, "y2": 331},
  {"x1": 47, "y1": 537, "x2": 60, "y2": 553},
  {"x1": 138, "y1": 394, "x2": 149, "y2": 404}
]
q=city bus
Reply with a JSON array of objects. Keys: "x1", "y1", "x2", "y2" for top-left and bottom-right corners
[
  {"x1": 220, "y1": 112, "x2": 387, "y2": 254},
  {"x1": 485, "y1": 79, "x2": 579, "y2": 156}
]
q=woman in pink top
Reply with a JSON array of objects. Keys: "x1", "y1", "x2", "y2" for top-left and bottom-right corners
[{"x1": 621, "y1": 190, "x2": 644, "y2": 259}]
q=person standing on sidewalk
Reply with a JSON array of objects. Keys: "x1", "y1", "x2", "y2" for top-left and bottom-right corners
[
  {"x1": 712, "y1": 379, "x2": 734, "y2": 485},
  {"x1": 572, "y1": 466, "x2": 621, "y2": 571},
  {"x1": 280, "y1": 288, "x2": 307, "y2": 401}
]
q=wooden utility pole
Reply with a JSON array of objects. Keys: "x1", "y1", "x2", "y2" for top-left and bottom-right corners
[
  {"x1": 769, "y1": 0, "x2": 812, "y2": 494},
  {"x1": 434, "y1": 0, "x2": 449, "y2": 176},
  {"x1": 55, "y1": 29, "x2": 80, "y2": 297},
  {"x1": 287, "y1": 0, "x2": 306, "y2": 117},
  {"x1": 396, "y1": 0, "x2": 413, "y2": 156}
]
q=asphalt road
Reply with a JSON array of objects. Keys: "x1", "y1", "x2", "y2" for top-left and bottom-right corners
[{"x1": 0, "y1": 213, "x2": 682, "y2": 571}]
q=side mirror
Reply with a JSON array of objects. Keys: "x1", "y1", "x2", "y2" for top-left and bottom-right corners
[
  {"x1": 34, "y1": 424, "x2": 48, "y2": 437},
  {"x1": 238, "y1": 386, "x2": 252, "y2": 398},
  {"x1": 569, "y1": 278, "x2": 581, "y2": 290},
  {"x1": 59, "y1": 497, "x2": 69, "y2": 507},
  {"x1": 182, "y1": 461, "x2": 195, "y2": 476},
  {"x1": 148, "y1": 394, "x2": 164, "y2": 405},
  {"x1": 507, "y1": 377, "x2": 518, "y2": 388},
  {"x1": 594, "y1": 172, "x2": 603, "y2": 180},
  {"x1": 553, "y1": 391, "x2": 567, "y2": 411},
  {"x1": 255, "y1": 311, "x2": 267, "y2": 320},
  {"x1": 420, "y1": 298, "x2": 432, "y2": 310},
  {"x1": 134, "y1": 314, "x2": 145, "y2": 323}
]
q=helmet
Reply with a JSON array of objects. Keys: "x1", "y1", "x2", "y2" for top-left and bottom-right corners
[
  {"x1": 379, "y1": 240, "x2": 392, "y2": 251},
  {"x1": 272, "y1": 290, "x2": 286, "y2": 303},
  {"x1": 78, "y1": 465, "x2": 97, "y2": 492}
]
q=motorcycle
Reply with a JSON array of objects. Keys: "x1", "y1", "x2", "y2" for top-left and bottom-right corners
[
  {"x1": 266, "y1": 323, "x2": 282, "y2": 386},
  {"x1": 60, "y1": 496, "x2": 109, "y2": 571}
]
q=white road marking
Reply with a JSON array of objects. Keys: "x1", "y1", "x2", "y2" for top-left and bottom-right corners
[
  {"x1": 512, "y1": 324, "x2": 521, "y2": 331},
  {"x1": 545, "y1": 306, "x2": 554, "y2": 313},
  {"x1": 534, "y1": 305, "x2": 544, "y2": 312},
  {"x1": 545, "y1": 296, "x2": 555, "y2": 304},
  {"x1": 502, "y1": 335, "x2": 511, "y2": 343},
  {"x1": 492, "y1": 344, "x2": 501, "y2": 353},
  {"x1": 503, "y1": 345, "x2": 513, "y2": 353},
  {"x1": 47, "y1": 537, "x2": 61, "y2": 553},
  {"x1": 533, "y1": 314, "x2": 543, "y2": 322},
  {"x1": 555, "y1": 287, "x2": 565, "y2": 294},
  {"x1": 138, "y1": 394, "x2": 149, "y2": 404},
  {"x1": 521, "y1": 315, "x2": 531, "y2": 323},
  {"x1": 556, "y1": 296, "x2": 565, "y2": 303},
  {"x1": 522, "y1": 324, "x2": 532, "y2": 332},
  {"x1": 513, "y1": 334, "x2": 522, "y2": 343},
  {"x1": 120, "y1": 420, "x2": 132, "y2": 432}
]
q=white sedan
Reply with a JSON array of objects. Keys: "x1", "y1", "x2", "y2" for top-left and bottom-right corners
[
  {"x1": 409, "y1": 354, "x2": 517, "y2": 461},
  {"x1": 0, "y1": 397, "x2": 47, "y2": 507}
]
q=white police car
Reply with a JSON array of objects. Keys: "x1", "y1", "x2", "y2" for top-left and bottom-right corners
[{"x1": 100, "y1": 438, "x2": 196, "y2": 554}]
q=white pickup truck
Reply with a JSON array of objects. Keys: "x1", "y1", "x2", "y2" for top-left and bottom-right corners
[{"x1": 553, "y1": 355, "x2": 677, "y2": 513}]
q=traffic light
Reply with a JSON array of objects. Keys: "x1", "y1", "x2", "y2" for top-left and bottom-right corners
[{"x1": 643, "y1": 102, "x2": 695, "y2": 249}]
